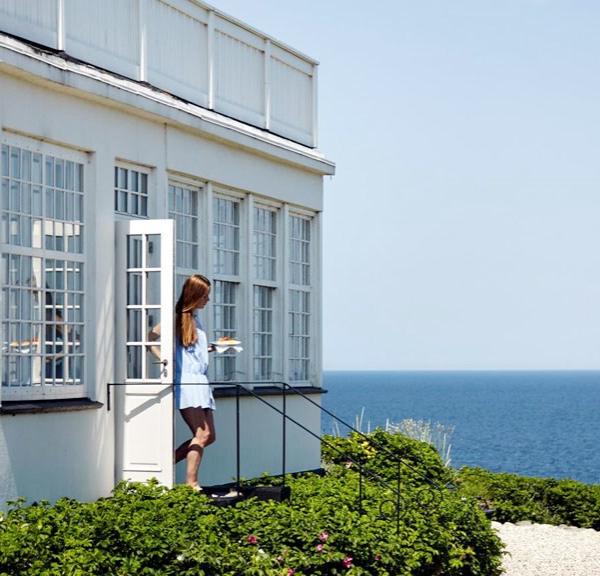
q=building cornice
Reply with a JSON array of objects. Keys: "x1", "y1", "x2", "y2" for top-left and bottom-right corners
[{"x1": 0, "y1": 33, "x2": 335, "y2": 176}]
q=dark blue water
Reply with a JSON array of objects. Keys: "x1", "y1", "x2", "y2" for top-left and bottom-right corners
[{"x1": 321, "y1": 371, "x2": 600, "y2": 484}]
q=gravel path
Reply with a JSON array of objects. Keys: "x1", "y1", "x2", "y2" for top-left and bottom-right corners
[{"x1": 492, "y1": 521, "x2": 600, "y2": 576}]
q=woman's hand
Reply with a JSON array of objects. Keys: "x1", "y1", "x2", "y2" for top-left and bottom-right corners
[{"x1": 208, "y1": 344, "x2": 216, "y2": 353}]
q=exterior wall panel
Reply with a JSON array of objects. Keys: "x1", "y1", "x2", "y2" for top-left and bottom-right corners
[
  {"x1": 146, "y1": 0, "x2": 209, "y2": 106},
  {"x1": 270, "y1": 50, "x2": 314, "y2": 146},
  {"x1": 0, "y1": 0, "x2": 57, "y2": 48},
  {"x1": 214, "y1": 28, "x2": 265, "y2": 127},
  {"x1": 65, "y1": 0, "x2": 140, "y2": 80}
]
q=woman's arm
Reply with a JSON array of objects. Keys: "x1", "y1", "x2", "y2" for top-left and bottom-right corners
[{"x1": 148, "y1": 323, "x2": 161, "y2": 360}]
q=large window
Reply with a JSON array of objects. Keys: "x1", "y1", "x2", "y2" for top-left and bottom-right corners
[
  {"x1": 213, "y1": 196, "x2": 239, "y2": 275},
  {"x1": 212, "y1": 280, "x2": 238, "y2": 381},
  {"x1": 169, "y1": 183, "x2": 200, "y2": 294},
  {"x1": 114, "y1": 165, "x2": 148, "y2": 218},
  {"x1": 1, "y1": 143, "x2": 85, "y2": 399},
  {"x1": 288, "y1": 214, "x2": 311, "y2": 382},
  {"x1": 212, "y1": 195, "x2": 241, "y2": 381},
  {"x1": 252, "y1": 205, "x2": 277, "y2": 381}
]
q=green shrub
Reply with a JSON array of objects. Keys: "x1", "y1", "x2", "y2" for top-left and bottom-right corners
[
  {"x1": 0, "y1": 433, "x2": 504, "y2": 576},
  {"x1": 456, "y1": 467, "x2": 600, "y2": 529}
]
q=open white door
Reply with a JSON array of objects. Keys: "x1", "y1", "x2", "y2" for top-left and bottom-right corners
[{"x1": 115, "y1": 219, "x2": 174, "y2": 486}]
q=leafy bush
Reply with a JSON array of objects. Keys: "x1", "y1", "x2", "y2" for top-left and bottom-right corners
[
  {"x1": 456, "y1": 467, "x2": 600, "y2": 529},
  {"x1": 0, "y1": 432, "x2": 504, "y2": 576}
]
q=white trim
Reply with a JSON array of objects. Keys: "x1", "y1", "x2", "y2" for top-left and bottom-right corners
[
  {"x1": 264, "y1": 39, "x2": 271, "y2": 131},
  {"x1": 139, "y1": 0, "x2": 148, "y2": 82},
  {"x1": 207, "y1": 9, "x2": 215, "y2": 110},
  {"x1": 56, "y1": 0, "x2": 65, "y2": 52}
]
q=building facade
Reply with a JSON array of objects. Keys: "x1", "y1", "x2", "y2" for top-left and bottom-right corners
[{"x1": 0, "y1": 0, "x2": 334, "y2": 505}]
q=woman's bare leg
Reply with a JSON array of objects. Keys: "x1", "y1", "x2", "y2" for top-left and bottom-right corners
[{"x1": 177, "y1": 407, "x2": 216, "y2": 488}]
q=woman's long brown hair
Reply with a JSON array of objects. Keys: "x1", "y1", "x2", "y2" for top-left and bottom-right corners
[{"x1": 175, "y1": 274, "x2": 211, "y2": 347}]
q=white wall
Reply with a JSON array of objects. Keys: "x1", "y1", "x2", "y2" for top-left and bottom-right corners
[{"x1": 0, "y1": 66, "x2": 324, "y2": 505}]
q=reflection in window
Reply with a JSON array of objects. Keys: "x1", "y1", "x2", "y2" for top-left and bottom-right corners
[{"x1": 1, "y1": 144, "x2": 85, "y2": 396}]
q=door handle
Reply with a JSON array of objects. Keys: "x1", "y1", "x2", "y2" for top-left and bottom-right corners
[{"x1": 152, "y1": 359, "x2": 169, "y2": 366}]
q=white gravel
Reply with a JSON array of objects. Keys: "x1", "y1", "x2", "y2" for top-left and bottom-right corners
[{"x1": 492, "y1": 521, "x2": 600, "y2": 576}]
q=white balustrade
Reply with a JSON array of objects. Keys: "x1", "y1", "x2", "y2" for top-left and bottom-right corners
[{"x1": 0, "y1": 0, "x2": 318, "y2": 147}]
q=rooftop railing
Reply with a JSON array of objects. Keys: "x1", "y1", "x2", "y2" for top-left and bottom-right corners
[{"x1": 0, "y1": 0, "x2": 318, "y2": 147}]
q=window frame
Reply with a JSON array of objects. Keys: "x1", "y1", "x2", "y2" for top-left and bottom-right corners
[
  {"x1": 114, "y1": 162, "x2": 152, "y2": 220},
  {"x1": 251, "y1": 202, "x2": 281, "y2": 382},
  {"x1": 168, "y1": 179, "x2": 204, "y2": 296},
  {"x1": 210, "y1": 190, "x2": 245, "y2": 382},
  {"x1": 1, "y1": 135, "x2": 88, "y2": 402},
  {"x1": 287, "y1": 211, "x2": 313, "y2": 385}
]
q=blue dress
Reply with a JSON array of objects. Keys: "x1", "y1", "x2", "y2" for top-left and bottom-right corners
[{"x1": 174, "y1": 311, "x2": 216, "y2": 410}]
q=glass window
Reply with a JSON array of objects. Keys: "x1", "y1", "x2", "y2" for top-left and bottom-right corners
[
  {"x1": 289, "y1": 215, "x2": 310, "y2": 286},
  {"x1": 168, "y1": 183, "x2": 199, "y2": 295},
  {"x1": 114, "y1": 166, "x2": 148, "y2": 218},
  {"x1": 288, "y1": 289, "x2": 310, "y2": 382},
  {"x1": 253, "y1": 286, "x2": 274, "y2": 380},
  {"x1": 253, "y1": 206, "x2": 276, "y2": 281},
  {"x1": 211, "y1": 280, "x2": 238, "y2": 381},
  {"x1": 1, "y1": 143, "x2": 85, "y2": 398},
  {"x1": 213, "y1": 197, "x2": 239, "y2": 275}
]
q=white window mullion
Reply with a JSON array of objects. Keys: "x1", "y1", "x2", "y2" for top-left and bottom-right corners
[{"x1": 246, "y1": 194, "x2": 254, "y2": 385}]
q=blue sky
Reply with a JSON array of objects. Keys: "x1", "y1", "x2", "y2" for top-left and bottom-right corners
[{"x1": 213, "y1": 0, "x2": 600, "y2": 370}]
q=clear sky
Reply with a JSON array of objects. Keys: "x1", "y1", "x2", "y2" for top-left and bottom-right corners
[{"x1": 213, "y1": 0, "x2": 600, "y2": 371}]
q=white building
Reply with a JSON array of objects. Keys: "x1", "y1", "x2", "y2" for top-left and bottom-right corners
[{"x1": 0, "y1": 0, "x2": 334, "y2": 506}]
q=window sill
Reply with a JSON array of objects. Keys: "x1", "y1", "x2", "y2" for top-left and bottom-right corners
[
  {"x1": 0, "y1": 398, "x2": 103, "y2": 416},
  {"x1": 213, "y1": 385, "x2": 326, "y2": 399}
]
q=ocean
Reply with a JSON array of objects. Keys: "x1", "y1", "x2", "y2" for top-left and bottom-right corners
[{"x1": 321, "y1": 371, "x2": 600, "y2": 484}]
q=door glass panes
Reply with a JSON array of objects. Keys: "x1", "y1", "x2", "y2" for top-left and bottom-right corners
[
  {"x1": 1, "y1": 144, "x2": 85, "y2": 396},
  {"x1": 212, "y1": 280, "x2": 238, "y2": 381},
  {"x1": 289, "y1": 289, "x2": 310, "y2": 381},
  {"x1": 114, "y1": 166, "x2": 149, "y2": 217},
  {"x1": 254, "y1": 207, "x2": 276, "y2": 281},
  {"x1": 213, "y1": 197, "x2": 240, "y2": 275},
  {"x1": 253, "y1": 286, "x2": 274, "y2": 380},
  {"x1": 169, "y1": 184, "x2": 199, "y2": 272},
  {"x1": 125, "y1": 233, "x2": 163, "y2": 381},
  {"x1": 289, "y1": 215, "x2": 310, "y2": 286}
]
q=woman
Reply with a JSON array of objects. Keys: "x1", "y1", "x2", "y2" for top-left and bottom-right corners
[{"x1": 170, "y1": 274, "x2": 216, "y2": 491}]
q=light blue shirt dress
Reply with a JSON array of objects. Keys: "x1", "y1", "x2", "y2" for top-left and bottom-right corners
[{"x1": 174, "y1": 310, "x2": 216, "y2": 411}]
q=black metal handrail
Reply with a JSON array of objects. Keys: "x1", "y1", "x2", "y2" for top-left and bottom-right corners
[
  {"x1": 281, "y1": 381, "x2": 447, "y2": 492},
  {"x1": 106, "y1": 380, "x2": 446, "y2": 533}
]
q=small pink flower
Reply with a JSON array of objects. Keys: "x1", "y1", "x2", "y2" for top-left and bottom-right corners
[
  {"x1": 342, "y1": 556, "x2": 353, "y2": 569},
  {"x1": 375, "y1": 553, "x2": 382, "y2": 562},
  {"x1": 287, "y1": 569, "x2": 295, "y2": 576},
  {"x1": 246, "y1": 534, "x2": 258, "y2": 545},
  {"x1": 345, "y1": 461, "x2": 353, "y2": 469},
  {"x1": 318, "y1": 531, "x2": 329, "y2": 542},
  {"x1": 316, "y1": 543, "x2": 324, "y2": 552}
]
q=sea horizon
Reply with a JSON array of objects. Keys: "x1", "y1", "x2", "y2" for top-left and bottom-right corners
[{"x1": 321, "y1": 370, "x2": 600, "y2": 484}]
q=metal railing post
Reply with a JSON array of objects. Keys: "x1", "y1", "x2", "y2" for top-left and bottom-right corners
[
  {"x1": 358, "y1": 461, "x2": 364, "y2": 514},
  {"x1": 282, "y1": 382, "x2": 287, "y2": 489},
  {"x1": 236, "y1": 384, "x2": 241, "y2": 493},
  {"x1": 396, "y1": 460, "x2": 401, "y2": 535}
]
